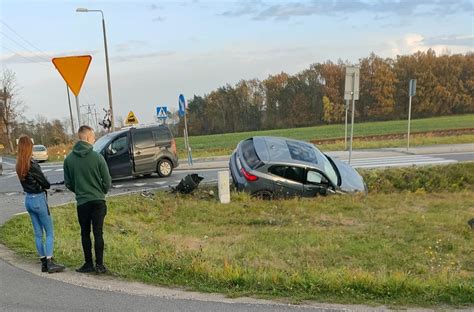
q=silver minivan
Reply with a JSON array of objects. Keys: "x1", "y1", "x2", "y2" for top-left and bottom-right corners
[{"x1": 229, "y1": 136, "x2": 366, "y2": 199}]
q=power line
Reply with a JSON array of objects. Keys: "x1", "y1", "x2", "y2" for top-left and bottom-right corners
[
  {"x1": 0, "y1": 20, "x2": 50, "y2": 57},
  {"x1": 1, "y1": 31, "x2": 50, "y2": 63},
  {"x1": 1, "y1": 45, "x2": 50, "y2": 68}
]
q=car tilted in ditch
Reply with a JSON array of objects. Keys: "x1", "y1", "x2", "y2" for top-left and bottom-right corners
[{"x1": 229, "y1": 136, "x2": 367, "y2": 199}]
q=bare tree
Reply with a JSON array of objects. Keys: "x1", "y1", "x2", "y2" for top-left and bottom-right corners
[{"x1": 0, "y1": 69, "x2": 24, "y2": 153}]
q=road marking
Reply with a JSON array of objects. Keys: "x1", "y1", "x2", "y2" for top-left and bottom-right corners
[
  {"x1": 173, "y1": 180, "x2": 182, "y2": 183},
  {"x1": 343, "y1": 155, "x2": 458, "y2": 168},
  {"x1": 112, "y1": 184, "x2": 124, "y2": 188},
  {"x1": 6, "y1": 192, "x2": 17, "y2": 196},
  {"x1": 134, "y1": 183, "x2": 147, "y2": 187},
  {"x1": 154, "y1": 181, "x2": 166, "y2": 185},
  {"x1": 54, "y1": 168, "x2": 64, "y2": 172},
  {"x1": 13, "y1": 211, "x2": 28, "y2": 216},
  {"x1": 42, "y1": 169, "x2": 52, "y2": 173}
]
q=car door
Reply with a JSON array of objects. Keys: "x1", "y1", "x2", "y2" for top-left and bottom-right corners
[
  {"x1": 268, "y1": 165, "x2": 304, "y2": 197},
  {"x1": 105, "y1": 134, "x2": 132, "y2": 178},
  {"x1": 302, "y1": 169, "x2": 331, "y2": 197},
  {"x1": 131, "y1": 129, "x2": 157, "y2": 174}
]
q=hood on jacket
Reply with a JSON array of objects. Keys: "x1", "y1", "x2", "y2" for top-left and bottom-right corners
[{"x1": 73, "y1": 141, "x2": 93, "y2": 158}]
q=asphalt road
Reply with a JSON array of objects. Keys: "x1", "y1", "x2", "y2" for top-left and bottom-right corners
[{"x1": 0, "y1": 145, "x2": 473, "y2": 311}]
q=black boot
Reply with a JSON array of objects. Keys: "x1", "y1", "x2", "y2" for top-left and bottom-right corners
[
  {"x1": 76, "y1": 262, "x2": 95, "y2": 273},
  {"x1": 40, "y1": 257, "x2": 47, "y2": 273},
  {"x1": 46, "y1": 258, "x2": 65, "y2": 273}
]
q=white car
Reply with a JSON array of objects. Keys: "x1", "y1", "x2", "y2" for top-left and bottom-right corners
[{"x1": 32, "y1": 145, "x2": 49, "y2": 162}]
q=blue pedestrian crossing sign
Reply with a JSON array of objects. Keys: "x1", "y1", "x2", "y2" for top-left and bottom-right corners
[{"x1": 156, "y1": 106, "x2": 168, "y2": 120}]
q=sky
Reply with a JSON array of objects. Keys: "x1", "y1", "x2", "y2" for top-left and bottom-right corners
[{"x1": 1, "y1": 0, "x2": 473, "y2": 128}]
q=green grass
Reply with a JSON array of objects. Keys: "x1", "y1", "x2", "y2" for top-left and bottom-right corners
[
  {"x1": 1, "y1": 164, "x2": 473, "y2": 307},
  {"x1": 176, "y1": 114, "x2": 474, "y2": 158}
]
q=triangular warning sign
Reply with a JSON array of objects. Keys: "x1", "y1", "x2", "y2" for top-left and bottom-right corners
[
  {"x1": 125, "y1": 111, "x2": 139, "y2": 125},
  {"x1": 52, "y1": 55, "x2": 92, "y2": 96}
]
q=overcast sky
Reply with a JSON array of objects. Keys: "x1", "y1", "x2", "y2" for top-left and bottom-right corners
[{"x1": 1, "y1": 0, "x2": 473, "y2": 126}]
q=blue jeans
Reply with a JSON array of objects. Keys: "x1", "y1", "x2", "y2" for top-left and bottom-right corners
[{"x1": 25, "y1": 192, "x2": 54, "y2": 257}]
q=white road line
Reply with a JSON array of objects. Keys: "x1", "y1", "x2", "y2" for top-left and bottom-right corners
[
  {"x1": 42, "y1": 169, "x2": 52, "y2": 173},
  {"x1": 353, "y1": 159, "x2": 457, "y2": 168},
  {"x1": 134, "y1": 183, "x2": 147, "y2": 187},
  {"x1": 112, "y1": 184, "x2": 124, "y2": 188},
  {"x1": 6, "y1": 192, "x2": 17, "y2": 196},
  {"x1": 154, "y1": 181, "x2": 166, "y2": 185},
  {"x1": 54, "y1": 168, "x2": 64, "y2": 172},
  {"x1": 173, "y1": 180, "x2": 182, "y2": 183}
]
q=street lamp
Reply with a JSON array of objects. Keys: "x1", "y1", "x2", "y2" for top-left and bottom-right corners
[{"x1": 76, "y1": 8, "x2": 115, "y2": 131}]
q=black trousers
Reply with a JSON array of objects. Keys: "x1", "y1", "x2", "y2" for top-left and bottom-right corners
[{"x1": 77, "y1": 200, "x2": 107, "y2": 265}]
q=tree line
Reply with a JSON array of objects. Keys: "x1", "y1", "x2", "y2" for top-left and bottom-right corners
[{"x1": 181, "y1": 50, "x2": 474, "y2": 136}]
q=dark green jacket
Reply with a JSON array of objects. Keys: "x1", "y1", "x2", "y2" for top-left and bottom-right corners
[{"x1": 64, "y1": 141, "x2": 112, "y2": 206}]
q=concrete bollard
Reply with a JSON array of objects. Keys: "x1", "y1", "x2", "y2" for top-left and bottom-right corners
[
  {"x1": 0, "y1": 156, "x2": 3, "y2": 176},
  {"x1": 218, "y1": 170, "x2": 231, "y2": 204}
]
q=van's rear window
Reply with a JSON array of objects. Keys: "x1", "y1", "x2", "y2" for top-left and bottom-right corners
[{"x1": 241, "y1": 139, "x2": 262, "y2": 169}]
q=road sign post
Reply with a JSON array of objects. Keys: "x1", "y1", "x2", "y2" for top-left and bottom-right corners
[
  {"x1": 407, "y1": 79, "x2": 417, "y2": 151},
  {"x1": 66, "y1": 83, "x2": 75, "y2": 135},
  {"x1": 344, "y1": 100, "x2": 349, "y2": 150},
  {"x1": 179, "y1": 94, "x2": 193, "y2": 166},
  {"x1": 344, "y1": 66, "x2": 360, "y2": 164}
]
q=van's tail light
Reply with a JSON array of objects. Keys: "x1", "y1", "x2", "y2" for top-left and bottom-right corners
[
  {"x1": 241, "y1": 167, "x2": 258, "y2": 182},
  {"x1": 171, "y1": 139, "x2": 177, "y2": 155}
]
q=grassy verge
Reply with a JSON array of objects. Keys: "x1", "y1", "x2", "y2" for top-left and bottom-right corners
[
  {"x1": 175, "y1": 114, "x2": 474, "y2": 158},
  {"x1": 178, "y1": 133, "x2": 474, "y2": 158},
  {"x1": 1, "y1": 164, "x2": 473, "y2": 307}
]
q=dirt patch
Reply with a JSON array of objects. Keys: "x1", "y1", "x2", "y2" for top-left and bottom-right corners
[{"x1": 310, "y1": 128, "x2": 474, "y2": 145}]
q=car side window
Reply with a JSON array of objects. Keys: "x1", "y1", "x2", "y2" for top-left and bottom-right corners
[
  {"x1": 269, "y1": 166, "x2": 305, "y2": 183},
  {"x1": 306, "y1": 170, "x2": 328, "y2": 185},
  {"x1": 153, "y1": 129, "x2": 171, "y2": 143},
  {"x1": 108, "y1": 136, "x2": 128, "y2": 155},
  {"x1": 134, "y1": 131, "x2": 154, "y2": 149}
]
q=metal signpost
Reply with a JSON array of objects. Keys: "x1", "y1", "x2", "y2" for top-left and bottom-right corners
[
  {"x1": 179, "y1": 94, "x2": 193, "y2": 166},
  {"x1": 407, "y1": 79, "x2": 417, "y2": 151},
  {"x1": 344, "y1": 100, "x2": 349, "y2": 150},
  {"x1": 344, "y1": 66, "x2": 360, "y2": 164}
]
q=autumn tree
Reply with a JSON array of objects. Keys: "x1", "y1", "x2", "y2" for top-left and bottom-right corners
[{"x1": 0, "y1": 69, "x2": 24, "y2": 153}]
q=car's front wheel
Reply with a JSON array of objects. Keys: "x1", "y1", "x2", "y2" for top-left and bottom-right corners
[{"x1": 157, "y1": 159, "x2": 173, "y2": 177}]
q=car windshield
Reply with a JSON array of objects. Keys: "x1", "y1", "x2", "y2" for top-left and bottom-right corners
[
  {"x1": 33, "y1": 146, "x2": 46, "y2": 152},
  {"x1": 286, "y1": 140, "x2": 338, "y2": 185},
  {"x1": 93, "y1": 134, "x2": 113, "y2": 152}
]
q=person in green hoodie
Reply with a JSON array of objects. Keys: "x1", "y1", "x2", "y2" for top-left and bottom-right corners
[{"x1": 64, "y1": 125, "x2": 112, "y2": 274}]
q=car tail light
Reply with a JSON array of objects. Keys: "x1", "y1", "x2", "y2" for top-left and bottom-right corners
[
  {"x1": 171, "y1": 139, "x2": 177, "y2": 155},
  {"x1": 241, "y1": 167, "x2": 258, "y2": 182}
]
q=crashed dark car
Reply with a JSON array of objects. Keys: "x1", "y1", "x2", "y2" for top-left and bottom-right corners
[{"x1": 229, "y1": 136, "x2": 367, "y2": 199}]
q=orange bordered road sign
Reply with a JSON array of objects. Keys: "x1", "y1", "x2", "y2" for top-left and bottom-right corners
[
  {"x1": 52, "y1": 55, "x2": 92, "y2": 96},
  {"x1": 125, "y1": 111, "x2": 139, "y2": 125}
]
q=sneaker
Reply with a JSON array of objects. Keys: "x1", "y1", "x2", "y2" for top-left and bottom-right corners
[
  {"x1": 76, "y1": 263, "x2": 95, "y2": 273},
  {"x1": 95, "y1": 264, "x2": 108, "y2": 274}
]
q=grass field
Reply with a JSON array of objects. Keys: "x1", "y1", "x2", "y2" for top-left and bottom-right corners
[
  {"x1": 1, "y1": 163, "x2": 473, "y2": 307},
  {"x1": 176, "y1": 114, "x2": 474, "y2": 158}
]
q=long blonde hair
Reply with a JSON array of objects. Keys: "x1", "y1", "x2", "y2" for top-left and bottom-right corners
[{"x1": 16, "y1": 135, "x2": 33, "y2": 181}]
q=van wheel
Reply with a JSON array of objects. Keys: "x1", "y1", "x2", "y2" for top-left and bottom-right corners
[
  {"x1": 252, "y1": 190, "x2": 274, "y2": 200},
  {"x1": 157, "y1": 159, "x2": 173, "y2": 177}
]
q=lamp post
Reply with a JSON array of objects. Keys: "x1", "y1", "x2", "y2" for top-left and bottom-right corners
[{"x1": 76, "y1": 8, "x2": 115, "y2": 131}]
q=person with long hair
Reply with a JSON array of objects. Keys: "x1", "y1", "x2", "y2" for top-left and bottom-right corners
[{"x1": 16, "y1": 135, "x2": 64, "y2": 273}]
